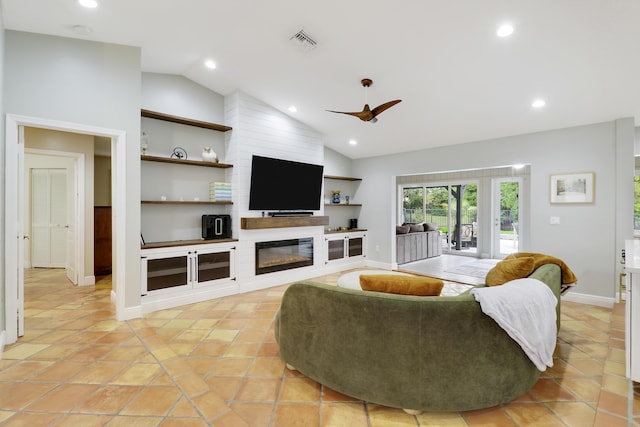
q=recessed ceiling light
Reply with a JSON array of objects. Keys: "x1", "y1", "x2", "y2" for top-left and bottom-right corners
[
  {"x1": 497, "y1": 23, "x2": 514, "y2": 37},
  {"x1": 288, "y1": 105, "x2": 297, "y2": 113},
  {"x1": 349, "y1": 139, "x2": 357, "y2": 146},
  {"x1": 531, "y1": 99, "x2": 546, "y2": 108},
  {"x1": 204, "y1": 60, "x2": 216, "y2": 69},
  {"x1": 78, "y1": 0, "x2": 98, "y2": 8}
]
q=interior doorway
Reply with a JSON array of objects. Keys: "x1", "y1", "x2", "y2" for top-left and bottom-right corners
[{"x1": 5, "y1": 115, "x2": 126, "y2": 344}]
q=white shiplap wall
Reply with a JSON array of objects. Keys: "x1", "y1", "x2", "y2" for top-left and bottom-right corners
[{"x1": 225, "y1": 91, "x2": 327, "y2": 292}]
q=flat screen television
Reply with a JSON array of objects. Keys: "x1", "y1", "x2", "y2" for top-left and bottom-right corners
[{"x1": 248, "y1": 155, "x2": 324, "y2": 212}]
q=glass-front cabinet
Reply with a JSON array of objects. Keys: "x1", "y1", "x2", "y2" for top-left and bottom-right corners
[
  {"x1": 325, "y1": 231, "x2": 367, "y2": 266},
  {"x1": 141, "y1": 242, "x2": 236, "y2": 297}
]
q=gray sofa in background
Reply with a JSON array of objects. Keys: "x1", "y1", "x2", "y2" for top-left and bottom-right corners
[{"x1": 396, "y1": 223, "x2": 442, "y2": 264}]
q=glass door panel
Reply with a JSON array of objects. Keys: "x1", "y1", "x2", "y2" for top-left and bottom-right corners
[
  {"x1": 146, "y1": 255, "x2": 188, "y2": 292},
  {"x1": 402, "y1": 187, "x2": 424, "y2": 223},
  {"x1": 493, "y1": 178, "x2": 521, "y2": 258},
  {"x1": 348, "y1": 237, "x2": 363, "y2": 257},
  {"x1": 327, "y1": 239, "x2": 345, "y2": 261},
  {"x1": 197, "y1": 251, "x2": 230, "y2": 283}
]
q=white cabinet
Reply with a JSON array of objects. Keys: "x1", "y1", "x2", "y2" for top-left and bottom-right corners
[
  {"x1": 623, "y1": 240, "x2": 640, "y2": 382},
  {"x1": 141, "y1": 242, "x2": 236, "y2": 297},
  {"x1": 325, "y1": 231, "x2": 367, "y2": 265}
]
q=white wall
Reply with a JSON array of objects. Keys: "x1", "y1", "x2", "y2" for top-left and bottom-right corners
[
  {"x1": 226, "y1": 91, "x2": 326, "y2": 291},
  {"x1": 94, "y1": 155, "x2": 111, "y2": 206},
  {"x1": 4, "y1": 31, "x2": 141, "y2": 309},
  {"x1": 354, "y1": 119, "x2": 635, "y2": 301}
]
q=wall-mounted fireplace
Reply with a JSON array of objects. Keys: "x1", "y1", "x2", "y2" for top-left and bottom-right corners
[{"x1": 255, "y1": 238, "x2": 313, "y2": 275}]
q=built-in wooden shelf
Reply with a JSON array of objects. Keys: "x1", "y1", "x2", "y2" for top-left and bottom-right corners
[
  {"x1": 324, "y1": 203, "x2": 362, "y2": 207},
  {"x1": 141, "y1": 238, "x2": 237, "y2": 250},
  {"x1": 142, "y1": 200, "x2": 232, "y2": 205},
  {"x1": 324, "y1": 228, "x2": 367, "y2": 235},
  {"x1": 241, "y1": 216, "x2": 329, "y2": 230},
  {"x1": 141, "y1": 109, "x2": 232, "y2": 132},
  {"x1": 141, "y1": 155, "x2": 233, "y2": 169},
  {"x1": 324, "y1": 175, "x2": 362, "y2": 181}
]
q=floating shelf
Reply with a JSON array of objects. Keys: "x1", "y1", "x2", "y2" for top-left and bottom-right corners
[
  {"x1": 324, "y1": 175, "x2": 362, "y2": 181},
  {"x1": 142, "y1": 200, "x2": 232, "y2": 205},
  {"x1": 141, "y1": 238, "x2": 237, "y2": 250},
  {"x1": 141, "y1": 155, "x2": 233, "y2": 169},
  {"x1": 324, "y1": 229, "x2": 367, "y2": 235},
  {"x1": 241, "y1": 216, "x2": 329, "y2": 230},
  {"x1": 141, "y1": 109, "x2": 232, "y2": 132},
  {"x1": 325, "y1": 203, "x2": 362, "y2": 207}
]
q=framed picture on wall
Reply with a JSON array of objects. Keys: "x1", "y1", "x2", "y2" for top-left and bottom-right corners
[{"x1": 550, "y1": 172, "x2": 595, "y2": 204}]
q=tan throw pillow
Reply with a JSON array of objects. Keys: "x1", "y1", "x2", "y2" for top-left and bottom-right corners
[
  {"x1": 359, "y1": 274, "x2": 444, "y2": 296},
  {"x1": 486, "y1": 257, "x2": 536, "y2": 286}
]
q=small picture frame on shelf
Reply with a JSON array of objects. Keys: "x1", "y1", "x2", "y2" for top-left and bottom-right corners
[
  {"x1": 550, "y1": 172, "x2": 595, "y2": 204},
  {"x1": 140, "y1": 234, "x2": 146, "y2": 246}
]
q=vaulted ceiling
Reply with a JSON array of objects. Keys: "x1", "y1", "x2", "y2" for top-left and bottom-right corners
[{"x1": 3, "y1": 0, "x2": 640, "y2": 159}]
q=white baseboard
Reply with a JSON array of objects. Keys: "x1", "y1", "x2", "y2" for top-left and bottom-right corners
[
  {"x1": 81, "y1": 275, "x2": 96, "y2": 286},
  {"x1": 141, "y1": 282, "x2": 241, "y2": 314},
  {"x1": 116, "y1": 304, "x2": 143, "y2": 321},
  {"x1": 562, "y1": 290, "x2": 615, "y2": 308},
  {"x1": 0, "y1": 330, "x2": 5, "y2": 360},
  {"x1": 366, "y1": 259, "x2": 394, "y2": 270}
]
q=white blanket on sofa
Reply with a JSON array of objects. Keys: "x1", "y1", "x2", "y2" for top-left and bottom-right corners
[{"x1": 470, "y1": 278, "x2": 557, "y2": 371}]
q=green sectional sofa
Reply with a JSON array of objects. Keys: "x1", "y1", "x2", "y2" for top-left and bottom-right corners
[{"x1": 274, "y1": 264, "x2": 562, "y2": 413}]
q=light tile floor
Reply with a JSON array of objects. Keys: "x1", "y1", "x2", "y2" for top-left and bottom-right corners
[{"x1": 1, "y1": 267, "x2": 639, "y2": 426}]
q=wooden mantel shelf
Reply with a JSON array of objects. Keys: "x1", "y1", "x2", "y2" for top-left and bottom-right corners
[{"x1": 241, "y1": 216, "x2": 329, "y2": 230}]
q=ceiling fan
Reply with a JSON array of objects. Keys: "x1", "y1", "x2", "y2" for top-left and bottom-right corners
[{"x1": 327, "y1": 78, "x2": 401, "y2": 123}]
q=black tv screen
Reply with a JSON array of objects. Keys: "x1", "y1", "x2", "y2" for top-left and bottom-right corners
[{"x1": 249, "y1": 155, "x2": 324, "y2": 211}]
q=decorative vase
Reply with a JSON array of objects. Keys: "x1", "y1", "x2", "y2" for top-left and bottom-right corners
[
  {"x1": 202, "y1": 146, "x2": 218, "y2": 163},
  {"x1": 140, "y1": 132, "x2": 149, "y2": 155},
  {"x1": 331, "y1": 191, "x2": 341, "y2": 204}
]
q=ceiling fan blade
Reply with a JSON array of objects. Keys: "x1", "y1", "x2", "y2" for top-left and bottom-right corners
[
  {"x1": 326, "y1": 109, "x2": 374, "y2": 122},
  {"x1": 371, "y1": 99, "x2": 402, "y2": 118}
]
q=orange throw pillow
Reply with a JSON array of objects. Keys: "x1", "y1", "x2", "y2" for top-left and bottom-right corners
[
  {"x1": 486, "y1": 257, "x2": 536, "y2": 286},
  {"x1": 359, "y1": 274, "x2": 444, "y2": 296}
]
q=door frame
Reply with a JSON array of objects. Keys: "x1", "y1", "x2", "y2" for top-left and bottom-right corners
[
  {"x1": 26, "y1": 149, "x2": 84, "y2": 283},
  {"x1": 5, "y1": 114, "x2": 127, "y2": 344}
]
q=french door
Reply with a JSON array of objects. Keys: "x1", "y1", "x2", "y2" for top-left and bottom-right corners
[{"x1": 492, "y1": 177, "x2": 522, "y2": 258}]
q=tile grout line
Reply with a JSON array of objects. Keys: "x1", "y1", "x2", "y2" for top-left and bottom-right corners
[{"x1": 126, "y1": 318, "x2": 244, "y2": 426}]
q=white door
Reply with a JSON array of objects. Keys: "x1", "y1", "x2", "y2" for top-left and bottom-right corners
[
  {"x1": 492, "y1": 177, "x2": 522, "y2": 258},
  {"x1": 31, "y1": 169, "x2": 68, "y2": 268}
]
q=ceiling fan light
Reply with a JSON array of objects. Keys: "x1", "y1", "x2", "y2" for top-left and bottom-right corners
[{"x1": 369, "y1": 117, "x2": 378, "y2": 124}]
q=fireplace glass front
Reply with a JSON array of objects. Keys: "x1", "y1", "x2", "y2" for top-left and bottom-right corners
[{"x1": 255, "y1": 238, "x2": 314, "y2": 275}]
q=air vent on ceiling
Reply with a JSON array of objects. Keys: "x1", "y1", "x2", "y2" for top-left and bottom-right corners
[{"x1": 289, "y1": 30, "x2": 317, "y2": 51}]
